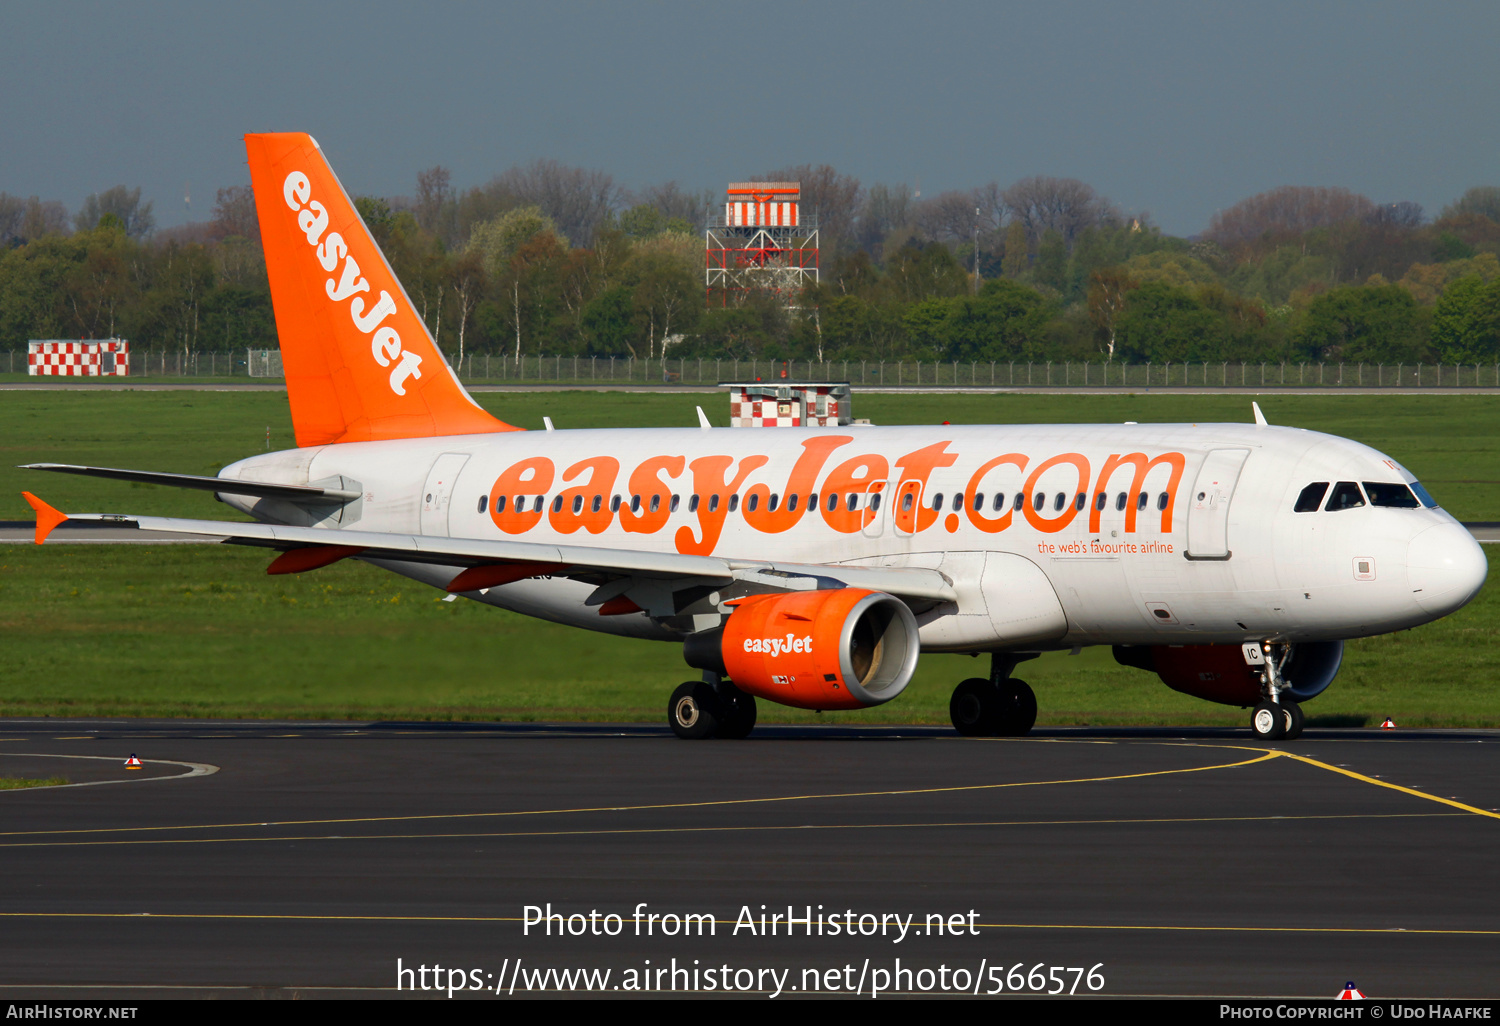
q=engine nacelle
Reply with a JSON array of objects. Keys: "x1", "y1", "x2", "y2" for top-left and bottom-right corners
[
  {"x1": 1113, "y1": 641, "x2": 1344, "y2": 707},
  {"x1": 684, "y1": 589, "x2": 920, "y2": 710}
]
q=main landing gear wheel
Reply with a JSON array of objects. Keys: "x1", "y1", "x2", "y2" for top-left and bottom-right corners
[
  {"x1": 1281, "y1": 699, "x2": 1304, "y2": 741},
  {"x1": 715, "y1": 683, "x2": 758, "y2": 740},
  {"x1": 997, "y1": 678, "x2": 1037, "y2": 737},
  {"x1": 949, "y1": 678, "x2": 1037, "y2": 738},
  {"x1": 1251, "y1": 701, "x2": 1286, "y2": 741},
  {"x1": 669, "y1": 681, "x2": 722, "y2": 740},
  {"x1": 950, "y1": 678, "x2": 996, "y2": 736}
]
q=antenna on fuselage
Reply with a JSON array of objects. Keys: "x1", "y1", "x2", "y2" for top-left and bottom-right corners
[
  {"x1": 543, "y1": 417, "x2": 555, "y2": 432},
  {"x1": 1252, "y1": 402, "x2": 1268, "y2": 427}
]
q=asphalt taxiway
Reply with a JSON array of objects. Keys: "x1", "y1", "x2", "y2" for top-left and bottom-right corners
[{"x1": 0, "y1": 720, "x2": 1494, "y2": 999}]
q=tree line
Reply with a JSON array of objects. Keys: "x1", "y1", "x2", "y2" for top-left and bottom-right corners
[{"x1": 3, "y1": 165, "x2": 1499, "y2": 366}]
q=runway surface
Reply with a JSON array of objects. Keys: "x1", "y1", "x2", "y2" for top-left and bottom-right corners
[{"x1": 0, "y1": 719, "x2": 1495, "y2": 999}]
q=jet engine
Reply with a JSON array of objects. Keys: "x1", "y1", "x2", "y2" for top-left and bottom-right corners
[
  {"x1": 1112, "y1": 641, "x2": 1344, "y2": 706},
  {"x1": 684, "y1": 588, "x2": 920, "y2": 710}
]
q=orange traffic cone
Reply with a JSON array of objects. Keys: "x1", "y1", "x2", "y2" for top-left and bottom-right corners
[
  {"x1": 1381, "y1": 718, "x2": 1396, "y2": 730},
  {"x1": 124, "y1": 754, "x2": 142, "y2": 770},
  {"x1": 1337, "y1": 982, "x2": 1366, "y2": 1000}
]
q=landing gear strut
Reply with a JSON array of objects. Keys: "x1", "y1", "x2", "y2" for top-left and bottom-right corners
[
  {"x1": 1249, "y1": 642, "x2": 1303, "y2": 741},
  {"x1": 949, "y1": 653, "x2": 1038, "y2": 737},
  {"x1": 668, "y1": 675, "x2": 757, "y2": 740}
]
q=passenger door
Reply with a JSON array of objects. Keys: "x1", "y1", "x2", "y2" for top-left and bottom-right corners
[
  {"x1": 1186, "y1": 449, "x2": 1250, "y2": 559},
  {"x1": 420, "y1": 453, "x2": 471, "y2": 537}
]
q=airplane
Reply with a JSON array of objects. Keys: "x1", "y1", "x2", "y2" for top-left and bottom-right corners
[{"x1": 19, "y1": 133, "x2": 1489, "y2": 742}]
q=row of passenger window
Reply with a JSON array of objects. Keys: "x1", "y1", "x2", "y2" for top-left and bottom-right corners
[
  {"x1": 483, "y1": 491, "x2": 877, "y2": 516},
  {"x1": 920, "y1": 490, "x2": 1168, "y2": 513},
  {"x1": 481, "y1": 488, "x2": 1174, "y2": 518},
  {"x1": 1293, "y1": 480, "x2": 1436, "y2": 513}
]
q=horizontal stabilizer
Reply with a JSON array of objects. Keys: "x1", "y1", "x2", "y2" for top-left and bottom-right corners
[{"x1": 20, "y1": 464, "x2": 361, "y2": 503}]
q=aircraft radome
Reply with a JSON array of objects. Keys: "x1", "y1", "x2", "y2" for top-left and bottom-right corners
[{"x1": 21, "y1": 133, "x2": 1490, "y2": 741}]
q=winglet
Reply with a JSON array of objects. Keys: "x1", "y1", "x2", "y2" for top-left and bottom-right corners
[
  {"x1": 21, "y1": 492, "x2": 68, "y2": 545},
  {"x1": 1252, "y1": 401, "x2": 1268, "y2": 427}
]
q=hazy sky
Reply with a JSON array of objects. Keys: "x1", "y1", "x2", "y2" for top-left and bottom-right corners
[{"x1": 3, "y1": 1, "x2": 1497, "y2": 236}]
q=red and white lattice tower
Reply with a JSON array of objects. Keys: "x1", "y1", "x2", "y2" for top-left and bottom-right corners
[
  {"x1": 27, "y1": 339, "x2": 131, "y2": 377},
  {"x1": 706, "y1": 182, "x2": 818, "y2": 307}
]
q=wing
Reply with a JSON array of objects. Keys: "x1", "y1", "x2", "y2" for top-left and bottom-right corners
[{"x1": 21, "y1": 495, "x2": 956, "y2": 616}]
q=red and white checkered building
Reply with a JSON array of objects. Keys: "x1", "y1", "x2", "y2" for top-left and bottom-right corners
[
  {"x1": 724, "y1": 382, "x2": 852, "y2": 427},
  {"x1": 28, "y1": 339, "x2": 130, "y2": 377}
]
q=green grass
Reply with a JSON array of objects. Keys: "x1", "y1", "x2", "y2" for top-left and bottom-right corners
[
  {"x1": 1, "y1": 389, "x2": 1497, "y2": 725},
  {"x1": 0, "y1": 544, "x2": 1495, "y2": 726},
  {"x1": 0, "y1": 777, "x2": 67, "y2": 789}
]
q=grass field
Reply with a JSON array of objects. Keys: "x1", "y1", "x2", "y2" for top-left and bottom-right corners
[
  {"x1": 1, "y1": 389, "x2": 1496, "y2": 726},
  {"x1": 0, "y1": 777, "x2": 67, "y2": 789}
]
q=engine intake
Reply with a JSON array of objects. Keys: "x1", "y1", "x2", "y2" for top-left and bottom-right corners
[
  {"x1": 1112, "y1": 641, "x2": 1344, "y2": 706},
  {"x1": 684, "y1": 588, "x2": 920, "y2": 710}
]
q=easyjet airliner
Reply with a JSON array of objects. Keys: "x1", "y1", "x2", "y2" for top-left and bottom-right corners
[{"x1": 20, "y1": 134, "x2": 1489, "y2": 740}]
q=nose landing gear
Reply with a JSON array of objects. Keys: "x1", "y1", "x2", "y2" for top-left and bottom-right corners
[
  {"x1": 949, "y1": 653, "x2": 1038, "y2": 737},
  {"x1": 1248, "y1": 641, "x2": 1304, "y2": 741}
]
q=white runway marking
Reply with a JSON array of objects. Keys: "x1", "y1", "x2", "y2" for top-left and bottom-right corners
[{"x1": 0, "y1": 752, "x2": 219, "y2": 790}]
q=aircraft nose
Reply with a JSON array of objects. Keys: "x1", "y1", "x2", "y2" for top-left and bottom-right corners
[{"x1": 1407, "y1": 522, "x2": 1488, "y2": 616}]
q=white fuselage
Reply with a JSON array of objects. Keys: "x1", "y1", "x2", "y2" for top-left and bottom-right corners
[{"x1": 220, "y1": 421, "x2": 1487, "y2": 653}]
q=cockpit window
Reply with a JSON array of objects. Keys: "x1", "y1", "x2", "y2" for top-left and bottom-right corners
[
  {"x1": 1325, "y1": 481, "x2": 1366, "y2": 511},
  {"x1": 1364, "y1": 482, "x2": 1421, "y2": 509},
  {"x1": 1409, "y1": 480, "x2": 1439, "y2": 509},
  {"x1": 1294, "y1": 482, "x2": 1329, "y2": 513}
]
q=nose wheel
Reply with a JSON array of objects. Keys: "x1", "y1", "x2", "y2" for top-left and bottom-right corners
[
  {"x1": 1281, "y1": 699, "x2": 1304, "y2": 740},
  {"x1": 1251, "y1": 701, "x2": 1284, "y2": 740},
  {"x1": 1250, "y1": 698, "x2": 1303, "y2": 741}
]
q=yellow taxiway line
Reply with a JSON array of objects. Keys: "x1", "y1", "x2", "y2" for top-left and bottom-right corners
[{"x1": 0, "y1": 749, "x2": 1279, "y2": 838}]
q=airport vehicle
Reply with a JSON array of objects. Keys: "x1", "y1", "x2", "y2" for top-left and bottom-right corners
[{"x1": 21, "y1": 134, "x2": 1489, "y2": 740}]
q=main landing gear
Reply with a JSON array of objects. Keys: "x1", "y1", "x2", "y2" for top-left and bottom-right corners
[
  {"x1": 668, "y1": 676, "x2": 758, "y2": 740},
  {"x1": 1248, "y1": 641, "x2": 1304, "y2": 741},
  {"x1": 949, "y1": 653, "x2": 1038, "y2": 737}
]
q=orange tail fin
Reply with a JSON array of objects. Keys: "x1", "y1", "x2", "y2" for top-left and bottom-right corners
[{"x1": 245, "y1": 133, "x2": 519, "y2": 446}]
